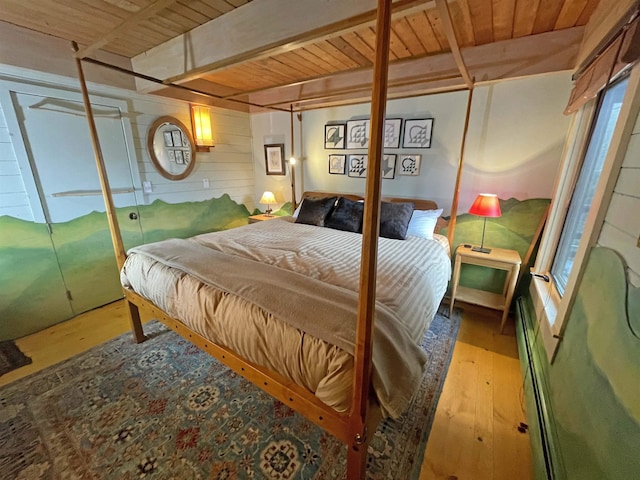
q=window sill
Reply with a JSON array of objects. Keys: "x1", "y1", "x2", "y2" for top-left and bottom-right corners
[{"x1": 529, "y1": 276, "x2": 562, "y2": 361}]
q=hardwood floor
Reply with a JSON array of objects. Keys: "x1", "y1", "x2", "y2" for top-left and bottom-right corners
[{"x1": 0, "y1": 300, "x2": 533, "y2": 479}]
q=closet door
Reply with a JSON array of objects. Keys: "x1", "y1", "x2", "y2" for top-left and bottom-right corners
[{"x1": 13, "y1": 92, "x2": 143, "y2": 315}]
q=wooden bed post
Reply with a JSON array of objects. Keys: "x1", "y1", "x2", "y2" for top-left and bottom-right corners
[
  {"x1": 348, "y1": 0, "x2": 392, "y2": 477},
  {"x1": 72, "y1": 42, "x2": 146, "y2": 343},
  {"x1": 289, "y1": 105, "x2": 297, "y2": 209}
]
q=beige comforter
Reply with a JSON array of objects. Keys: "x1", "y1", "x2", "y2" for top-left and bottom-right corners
[{"x1": 121, "y1": 217, "x2": 451, "y2": 417}]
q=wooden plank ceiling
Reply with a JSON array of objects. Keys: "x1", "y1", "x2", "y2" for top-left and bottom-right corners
[{"x1": 0, "y1": 0, "x2": 600, "y2": 112}]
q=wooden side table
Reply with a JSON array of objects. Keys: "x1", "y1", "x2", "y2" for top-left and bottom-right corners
[
  {"x1": 248, "y1": 214, "x2": 278, "y2": 224},
  {"x1": 449, "y1": 245, "x2": 522, "y2": 333}
]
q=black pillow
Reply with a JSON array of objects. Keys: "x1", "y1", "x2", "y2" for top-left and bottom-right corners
[
  {"x1": 379, "y1": 201, "x2": 414, "y2": 240},
  {"x1": 295, "y1": 196, "x2": 337, "y2": 226},
  {"x1": 325, "y1": 197, "x2": 364, "y2": 233}
]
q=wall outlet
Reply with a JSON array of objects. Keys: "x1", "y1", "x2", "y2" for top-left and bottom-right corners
[
  {"x1": 142, "y1": 181, "x2": 152, "y2": 193},
  {"x1": 203, "y1": 178, "x2": 210, "y2": 188}
]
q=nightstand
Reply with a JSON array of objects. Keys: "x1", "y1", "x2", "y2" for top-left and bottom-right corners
[
  {"x1": 449, "y1": 245, "x2": 522, "y2": 333},
  {"x1": 248, "y1": 214, "x2": 278, "y2": 224}
]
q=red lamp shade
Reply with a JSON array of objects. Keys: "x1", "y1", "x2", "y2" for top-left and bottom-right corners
[{"x1": 468, "y1": 193, "x2": 501, "y2": 218}]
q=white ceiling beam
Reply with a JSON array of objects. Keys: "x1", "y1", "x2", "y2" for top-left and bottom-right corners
[{"x1": 131, "y1": 0, "x2": 434, "y2": 89}]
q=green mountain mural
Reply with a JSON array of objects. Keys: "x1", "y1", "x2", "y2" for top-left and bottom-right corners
[
  {"x1": 441, "y1": 198, "x2": 550, "y2": 295},
  {"x1": 0, "y1": 194, "x2": 258, "y2": 340}
]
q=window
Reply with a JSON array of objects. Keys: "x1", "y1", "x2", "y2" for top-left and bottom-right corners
[{"x1": 551, "y1": 75, "x2": 629, "y2": 295}]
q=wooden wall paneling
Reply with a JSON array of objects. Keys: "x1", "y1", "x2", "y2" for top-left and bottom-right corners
[
  {"x1": 387, "y1": 26, "x2": 413, "y2": 58},
  {"x1": 182, "y1": 0, "x2": 226, "y2": 19},
  {"x1": 202, "y1": 0, "x2": 235, "y2": 14},
  {"x1": 225, "y1": 0, "x2": 251, "y2": 7},
  {"x1": 408, "y1": 10, "x2": 447, "y2": 52},
  {"x1": 357, "y1": 27, "x2": 398, "y2": 60},
  {"x1": 327, "y1": 37, "x2": 373, "y2": 67},
  {"x1": 275, "y1": 51, "x2": 330, "y2": 77},
  {"x1": 532, "y1": 0, "x2": 566, "y2": 35},
  {"x1": 312, "y1": 41, "x2": 363, "y2": 69},
  {"x1": 576, "y1": 0, "x2": 600, "y2": 25},
  {"x1": 426, "y1": 7, "x2": 450, "y2": 50},
  {"x1": 340, "y1": 32, "x2": 377, "y2": 63},
  {"x1": 492, "y1": 0, "x2": 517, "y2": 42},
  {"x1": 169, "y1": 3, "x2": 211, "y2": 24},
  {"x1": 554, "y1": 0, "x2": 589, "y2": 29},
  {"x1": 448, "y1": 0, "x2": 476, "y2": 46},
  {"x1": 513, "y1": 0, "x2": 541, "y2": 38},
  {"x1": 391, "y1": 17, "x2": 427, "y2": 56},
  {"x1": 260, "y1": 57, "x2": 309, "y2": 82},
  {"x1": 294, "y1": 48, "x2": 341, "y2": 74},
  {"x1": 467, "y1": 0, "x2": 495, "y2": 45}
]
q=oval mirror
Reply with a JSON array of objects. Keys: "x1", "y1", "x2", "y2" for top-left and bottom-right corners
[{"x1": 147, "y1": 116, "x2": 196, "y2": 180}]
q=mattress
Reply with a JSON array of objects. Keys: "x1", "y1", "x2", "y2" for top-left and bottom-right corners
[{"x1": 120, "y1": 217, "x2": 451, "y2": 417}]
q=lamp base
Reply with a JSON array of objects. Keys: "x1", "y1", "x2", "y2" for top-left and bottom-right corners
[
  {"x1": 471, "y1": 246, "x2": 492, "y2": 254},
  {"x1": 264, "y1": 208, "x2": 273, "y2": 217}
]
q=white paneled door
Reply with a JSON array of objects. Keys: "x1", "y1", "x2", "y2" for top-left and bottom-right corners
[{"x1": 13, "y1": 92, "x2": 143, "y2": 315}]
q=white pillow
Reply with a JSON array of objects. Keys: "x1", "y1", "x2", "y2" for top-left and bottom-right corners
[
  {"x1": 293, "y1": 200, "x2": 303, "y2": 218},
  {"x1": 406, "y1": 208, "x2": 443, "y2": 239}
]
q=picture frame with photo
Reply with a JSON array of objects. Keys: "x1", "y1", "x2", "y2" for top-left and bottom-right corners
[
  {"x1": 398, "y1": 154, "x2": 421, "y2": 176},
  {"x1": 383, "y1": 118, "x2": 402, "y2": 148},
  {"x1": 346, "y1": 119, "x2": 370, "y2": 149},
  {"x1": 325, "y1": 124, "x2": 346, "y2": 149},
  {"x1": 347, "y1": 154, "x2": 368, "y2": 178},
  {"x1": 175, "y1": 150, "x2": 184, "y2": 165},
  {"x1": 264, "y1": 143, "x2": 286, "y2": 175},
  {"x1": 163, "y1": 131, "x2": 174, "y2": 147},
  {"x1": 402, "y1": 118, "x2": 434, "y2": 148},
  {"x1": 382, "y1": 154, "x2": 396, "y2": 179},
  {"x1": 171, "y1": 130, "x2": 183, "y2": 148},
  {"x1": 328, "y1": 154, "x2": 346, "y2": 174}
]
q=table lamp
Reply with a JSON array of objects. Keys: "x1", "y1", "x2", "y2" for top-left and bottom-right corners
[
  {"x1": 260, "y1": 191, "x2": 276, "y2": 216},
  {"x1": 468, "y1": 193, "x2": 501, "y2": 253}
]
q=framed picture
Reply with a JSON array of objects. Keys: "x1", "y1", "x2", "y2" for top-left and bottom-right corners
[
  {"x1": 384, "y1": 118, "x2": 402, "y2": 148},
  {"x1": 382, "y1": 154, "x2": 396, "y2": 179},
  {"x1": 163, "y1": 131, "x2": 174, "y2": 147},
  {"x1": 347, "y1": 154, "x2": 367, "y2": 178},
  {"x1": 175, "y1": 150, "x2": 184, "y2": 165},
  {"x1": 398, "y1": 154, "x2": 421, "y2": 175},
  {"x1": 183, "y1": 150, "x2": 191, "y2": 164},
  {"x1": 346, "y1": 119, "x2": 370, "y2": 149},
  {"x1": 328, "y1": 154, "x2": 346, "y2": 174},
  {"x1": 402, "y1": 118, "x2": 434, "y2": 148},
  {"x1": 167, "y1": 150, "x2": 176, "y2": 162},
  {"x1": 325, "y1": 124, "x2": 346, "y2": 149},
  {"x1": 171, "y1": 130, "x2": 183, "y2": 148},
  {"x1": 264, "y1": 143, "x2": 286, "y2": 175}
]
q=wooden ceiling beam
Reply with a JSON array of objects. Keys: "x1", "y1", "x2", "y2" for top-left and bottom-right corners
[
  {"x1": 435, "y1": 0, "x2": 474, "y2": 89},
  {"x1": 131, "y1": 0, "x2": 435, "y2": 90},
  {"x1": 75, "y1": 0, "x2": 179, "y2": 59}
]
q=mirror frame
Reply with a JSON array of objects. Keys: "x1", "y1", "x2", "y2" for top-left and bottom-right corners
[{"x1": 147, "y1": 116, "x2": 196, "y2": 181}]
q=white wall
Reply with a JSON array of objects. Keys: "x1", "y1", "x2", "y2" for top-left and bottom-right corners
[
  {"x1": 250, "y1": 72, "x2": 573, "y2": 216},
  {"x1": 0, "y1": 63, "x2": 254, "y2": 221},
  {"x1": 599, "y1": 108, "x2": 640, "y2": 286}
]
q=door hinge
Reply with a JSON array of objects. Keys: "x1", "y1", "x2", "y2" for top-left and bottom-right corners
[{"x1": 66, "y1": 290, "x2": 73, "y2": 301}]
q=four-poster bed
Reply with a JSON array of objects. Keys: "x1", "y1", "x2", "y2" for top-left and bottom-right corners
[{"x1": 72, "y1": 1, "x2": 474, "y2": 477}]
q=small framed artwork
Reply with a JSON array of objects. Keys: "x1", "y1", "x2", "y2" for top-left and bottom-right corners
[
  {"x1": 183, "y1": 150, "x2": 191, "y2": 164},
  {"x1": 328, "y1": 154, "x2": 346, "y2": 174},
  {"x1": 171, "y1": 130, "x2": 183, "y2": 148},
  {"x1": 347, "y1": 154, "x2": 368, "y2": 178},
  {"x1": 167, "y1": 150, "x2": 176, "y2": 162},
  {"x1": 325, "y1": 124, "x2": 346, "y2": 149},
  {"x1": 384, "y1": 118, "x2": 402, "y2": 148},
  {"x1": 264, "y1": 143, "x2": 286, "y2": 175},
  {"x1": 382, "y1": 154, "x2": 396, "y2": 179},
  {"x1": 175, "y1": 150, "x2": 184, "y2": 165},
  {"x1": 398, "y1": 154, "x2": 421, "y2": 176},
  {"x1": 346, "y1": 119, "x2": 370, "y2": 149},
  {"x1": 402, "y1": 118, "x2": 434, "y2": 148},
  {"x1": 163, "y1": 131, "x2": 174, "y2": 147}
]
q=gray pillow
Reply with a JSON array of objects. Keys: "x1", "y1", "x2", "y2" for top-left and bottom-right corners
[
  {"x1": 295, "y1": 196, "x2": 337, "y2": 226},
  {"x1": 379, "y1": 201, "x2": 414, "y2": 239},
  {"x1": 325, "y1": 197, "x2": 364, "y2": 233}
]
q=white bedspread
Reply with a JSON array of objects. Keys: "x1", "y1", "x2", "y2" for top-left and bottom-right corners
[{"x1": 121, "y1": 217, "x2": 451, "y2": 417}]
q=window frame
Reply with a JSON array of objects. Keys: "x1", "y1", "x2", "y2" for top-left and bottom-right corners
[{"x1": 531, "y1": 66, "x2": 640, "y2": 361}]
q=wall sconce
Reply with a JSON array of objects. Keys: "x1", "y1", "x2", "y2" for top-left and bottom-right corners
[{"x1": 191, "y1": 105, "x2": 214, "y2": 152}]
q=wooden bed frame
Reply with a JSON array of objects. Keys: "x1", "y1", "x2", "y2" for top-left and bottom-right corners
[{"x1": 71, "y1": 1, "x2": 468, "y2": 477}]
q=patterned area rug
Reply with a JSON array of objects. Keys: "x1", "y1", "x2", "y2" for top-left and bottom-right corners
[
  {"x1": 0, "y1": 340, "x2": 32, "y2": 376},
  {"x1": 0, "y1": 306, "x2": 460, "y2": 479}
]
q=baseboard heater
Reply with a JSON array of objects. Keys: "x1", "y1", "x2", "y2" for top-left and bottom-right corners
[{"x1": 515, "y1": 296, "x2": 563, "y2": 480}]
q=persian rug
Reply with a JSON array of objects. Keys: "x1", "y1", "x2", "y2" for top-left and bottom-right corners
[
  {"x1": 0, "y1": 305, "x2": 461, "y2": 480},
  {"x1": 0, "y1": 340, "x2": 32, "y2": 376}
]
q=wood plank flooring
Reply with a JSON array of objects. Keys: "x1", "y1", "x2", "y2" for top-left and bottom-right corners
[{"x1": 0, "y1": 300, "x2": 533, "y2": 480}]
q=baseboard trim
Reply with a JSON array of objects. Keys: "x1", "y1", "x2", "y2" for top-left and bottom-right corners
[{"x1": 515, "y1": 296, "x2": 564, "y2": 480}]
